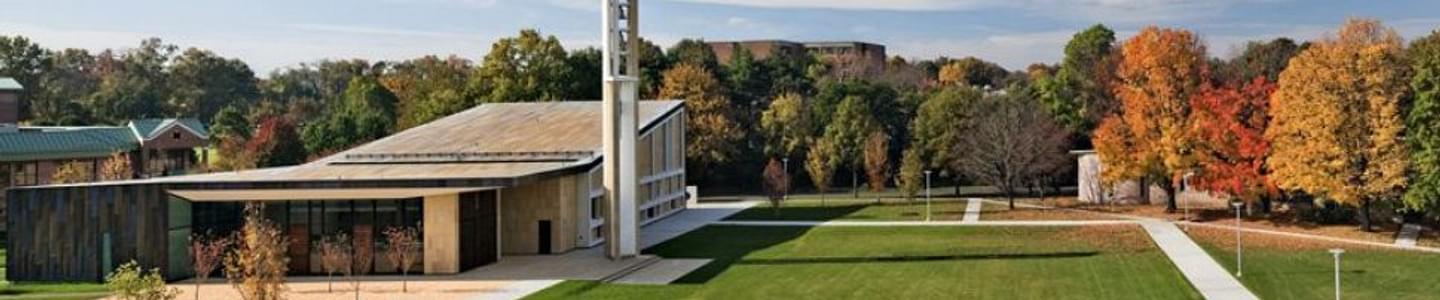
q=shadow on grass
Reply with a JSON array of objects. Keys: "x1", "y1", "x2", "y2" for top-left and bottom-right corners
[
  {"x1": 724, "y1": 205, "x2": 869, "y2": 221},
  {"x1": 734, "y1": 251, "x2": 1098, "y2": 265},
  {"x1": 644, "y1": 225, "x2": 817, "y2": 284}
]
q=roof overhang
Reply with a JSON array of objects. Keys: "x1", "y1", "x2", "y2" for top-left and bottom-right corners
[{"x1": 169, "y1": 187, "x2": 499, "y2": 202}]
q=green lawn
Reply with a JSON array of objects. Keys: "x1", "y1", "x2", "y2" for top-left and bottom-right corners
[
  {"x1": 726, "y1": 197, "x2": 975, "y2": 221},
  {"x1": 1191, "y1": 228, "x2": 1440, "y2": 300},
  {"x1": 0, "y1": 243, "x2": 109, "y2": 300},
  {"x1": 526, "y1": 225, "x2": 1200, "y2": 299}
]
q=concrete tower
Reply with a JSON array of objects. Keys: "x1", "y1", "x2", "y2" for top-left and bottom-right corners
[{"x1": 602, "y1": 0, "x2": 640, "y2": 259}]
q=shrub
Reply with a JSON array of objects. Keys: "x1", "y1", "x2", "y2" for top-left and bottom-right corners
[{"x1": 106, "y1": 260, "x2": 180, "y2": 300}]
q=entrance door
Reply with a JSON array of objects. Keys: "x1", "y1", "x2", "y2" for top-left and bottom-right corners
[
  {"x1": 459, "y1": 191, "x2": 498, "y2": 270},
  {"x1": 538, "y1": 220, "x2": 552, "y2": 254}
]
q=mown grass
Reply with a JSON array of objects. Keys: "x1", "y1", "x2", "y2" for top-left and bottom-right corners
[
  {"x1": 0, "y1": 242, "x2": 109, "y2": 299},
  {"x1": 526, "y1": 225, "x2": 1200, "y2": 299},
  {"x1": 1189, "y1": 226, "x2": 1440, "y2": 300}
]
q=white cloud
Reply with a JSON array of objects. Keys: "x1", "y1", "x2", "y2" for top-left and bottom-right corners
[{"x1": 671, "y1": 0, "x2": 995, "y2": 11}]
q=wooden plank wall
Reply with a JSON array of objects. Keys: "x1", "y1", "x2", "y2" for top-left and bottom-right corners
[{"x1": 5, "y1": 184, "x2": 169, "y2": 282}]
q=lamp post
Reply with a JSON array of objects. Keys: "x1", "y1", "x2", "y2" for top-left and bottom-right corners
[
  {"x1": 782, "y1": 158, "x2": 789, "y2": 201},
  {"x1": 1330, "y1": 248, "x2": 1345, "y2": 300},
  {"x1": 924, "y1": 170, "x2": 932, "y2": 222},
  {"x1": 1232, "y1": 201, "x2": 1244, "y2": 277}
]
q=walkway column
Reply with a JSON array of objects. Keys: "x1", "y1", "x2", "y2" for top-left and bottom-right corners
[
  {"x1": 424, "y1": 193, "x2": 460, "y2": 273},
  {"x1": 602, "y1": 0, "x2": 640, "y2": 259}
]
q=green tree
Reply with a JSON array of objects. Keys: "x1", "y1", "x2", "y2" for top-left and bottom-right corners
[
  {"x1": 88, "y1": 38, "x2": 177, "y2": 123},
  {"x1": 897, "y1": 147, "x2": 925, "y2": 201},
  {"x1": 1213, "y1": 38, "x2": 1302, "y2": 84},
  {"x1": 1405, "y1": 30, "x2": 1440, "y2": 211},
  {"x1": 635, "y1": 38, "x2": 670, "y2": 99},
  {"x1": 666, "y1": 39, "x2": 719, "y2": 75},
  {"x1": 383, "y1": 55, "x2": 472, "y2": 129},
  {"x1": 1037, "y1": 24, "x2": 1117, "y2": 140},
  {"x1": 565, "y1": 47, "x2": 603, "y2": 100},
  {"x1": 0, "y1": 35, "x2": 51, "y2": 121},
  {"x1": 823, "y1": 95, "x2": 878, "y2": 198},
  {"x1": 910, "y1": 87, "x2": 982, "y2": 178},
  {"x1": 34, "y1": 49, "x2": 99, "y2": 125},
  {"x1": 167, "y1": 48, "x2": 258, "y2": 122},
  {"x1": 302, "y1": 76, "x2": 398, "y2": 154},
  {"x1": 210, "y1": 104, "x2": 251, "y2": 140},
  {"x1": 472, "y1": 29, "x2": 570, "y2": 103}
]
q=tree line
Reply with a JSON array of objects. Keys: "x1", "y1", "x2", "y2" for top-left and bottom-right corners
[{"x1": 4, "y1": 18, "x2": 1440, "y2": 226}]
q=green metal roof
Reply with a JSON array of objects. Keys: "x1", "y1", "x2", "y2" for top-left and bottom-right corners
[
  {"x1": 0, "y1": 127, "x2": 138, "y2": 162},
  {"x1": 0, "y1": 77, "x2": 21, "y2": 90}
]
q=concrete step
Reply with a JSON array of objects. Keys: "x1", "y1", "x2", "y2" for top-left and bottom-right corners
[{"x1": 597, "y1": 255, "x2": 662, "y2": 283}]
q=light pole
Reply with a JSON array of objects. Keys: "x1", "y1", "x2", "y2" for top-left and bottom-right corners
[
  {"x1": 924, "y1": 170, "x2": 932, "y2": 222},
  {"x1": 1232, "y1": 201, "x2": 1244, "y2": 277},
  {"x1": 782, "y1": 158, "x2": 789, "y2": 201},
  {"x1": 1330, "y1": 248, "x2": 1345, "y2": 300}
]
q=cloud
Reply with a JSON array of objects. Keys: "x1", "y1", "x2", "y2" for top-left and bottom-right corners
[
  {"x1": 671, "y1": 0, "x2": 993, "y2": 11},
  {"x1": 285, "y1": 23, "x2": 476, "y2": 39}
]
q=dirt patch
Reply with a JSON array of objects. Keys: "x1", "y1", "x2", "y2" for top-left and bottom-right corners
[
  {"x1": 1052, "y1": 225, "x2": 1153, "y2": 252},
  {"x1": 1184, "y1": 225, "x2": 1394, "y2": 252},
  {"x1": 980, "y1": 205, "x2": 1125, "y2": 221}
]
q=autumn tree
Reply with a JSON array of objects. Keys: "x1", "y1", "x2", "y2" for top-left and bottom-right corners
[
  {"x1": 760, "y1": 92, "x2": 811, "y2": 159},
  {"x1": 383, "y1": 225, "x2": 422, "y2": 293},
  {"x1": 189, "y1": 232, "x2": 232, "y2": 300},
  {"x1": 805, "y1": 138, "x2": 840, "y2": 206},
  {"x1": 761, "y1": 159, "x2": 788, "y2": 215},
  {"x1": 659, "y1": 63, "x2": 743, "y2": 181},
  {"x1": 50, "y1": 161, "x2": 93, "y2": 184},
  {"x1": 1188, "y1": 78, "x2": 1277, "y2": 213},
  {"x1": 937, "y1": 57, "x2": 1009, "y2": 88},
  {"x1": 246, "y1": 117, "x2": 306, "y2": 167},
  {"x1": 349, "y1": 237, "x2": 375, "y2": 300},
  {"x1": 224, "y1": 203, "x2": 289, "y2": 300},
  {"x1": 956, "y1": 93, "x2": 1070, "y2": 209},
  {"x1": 1406, "y1": 30, "x2": 1440, "y2": 211},
  {"x1": 863, "y1": 130, "x2": 890, "y2": 197},
  {"x1": 316, "y1": 233, "x2": 352, "y2": 293},
  {"x1": 1103, "y1": 26, "x2": 1209, "y2": 213},
  {"x1": 99, "y1": 152, "x2": 132, "y2": 181},
  {"x1": 1267, "y1": 19, "x2": 1409, "y2": 231}
]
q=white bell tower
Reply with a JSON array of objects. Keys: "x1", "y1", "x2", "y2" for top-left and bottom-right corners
[{"x1": 601, "y1": 0, "x2": 640, "y2": 259}]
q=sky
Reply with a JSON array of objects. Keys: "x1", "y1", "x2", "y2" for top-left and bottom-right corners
[{"x1": 2, "y1": 0, "x2": 1438, "y2": 74}]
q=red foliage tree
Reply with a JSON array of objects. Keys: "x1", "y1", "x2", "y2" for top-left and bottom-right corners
[
  {"x1": 1188, "y1": 77, "x2": 1277, "y2": 210},
  {"x1": 245, "y1": 117, "x2": 307, "y2": 167}
]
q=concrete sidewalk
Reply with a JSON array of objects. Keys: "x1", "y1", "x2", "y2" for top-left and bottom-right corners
[
  {"x1": 962, "y1": 198, "x2": 982, "y2": 223},
  {"x1": 1140, "y1": 221, "x2": 1258, "y2": 300},
  {"x1": 710, "y1": 220, "x2": 1138, "y2": 226},
  {"x1": 641, "y1": 201, "x2": 757, "y2": 249}
]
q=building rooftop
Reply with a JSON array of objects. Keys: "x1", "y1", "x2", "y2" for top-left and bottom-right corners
[
  {"x1": 0, "y1": 118, "x2": 207, "y2": 162},
  {"x1": 0, "y1": 77, "x2": 22, "y2": 91},
  {"x1": 46, "y1": 100, "x2": 685, "y2": 187}
]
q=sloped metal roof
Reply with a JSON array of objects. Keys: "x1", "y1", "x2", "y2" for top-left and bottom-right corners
[
  {"x1": 0, "y1": 77, "x2": 21, "y2": 90},
  {"x1": 0, "y1": 127, "x2": 137, "y2": 161}
]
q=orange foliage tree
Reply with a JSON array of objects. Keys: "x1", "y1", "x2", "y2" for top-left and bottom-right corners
[
  {"x1": 1266, "y1": 18, "x2": 1409, "y2": 231},
  {"x1": 1099, "y1": 26, "x2": 1208, "y2": 212},
  {"x1": 1188, "y1": 78, "x2": 1277, "y2": 212}
]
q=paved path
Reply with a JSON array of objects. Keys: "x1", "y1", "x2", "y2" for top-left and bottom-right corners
[
  {"x1": 711, "y1": 220, "x2": 1138, "y2": 227},
  {"x1": 1141, "y1": 221, "x2": 1259, "y2": 300},
  {"x1": 1181, "y1": 221, "x2": 1440, "y2": 254},
  {"x1": 641, "y1": 201, "x2": 757, "y2": 249},
  {"x1": 1397, "y1": 223, "x2": 1423, "y2": 247},
  {"x1": 962, "y1": 198, "x2": 982, "y2": 223}
]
